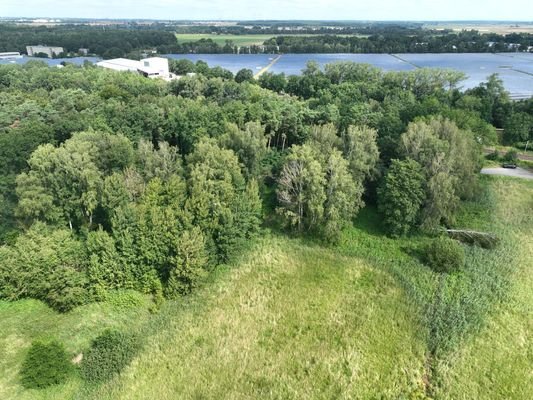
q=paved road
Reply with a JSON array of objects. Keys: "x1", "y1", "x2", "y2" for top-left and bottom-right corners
[{"x1": 481, "y1": 167, "x2": 533, "y2": 180}]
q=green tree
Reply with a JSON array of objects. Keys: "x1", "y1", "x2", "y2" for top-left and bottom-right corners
[
  {"x1": 218, "y1": 122, "x2": 268, "y2": 177},
  {"x1": 186, "y1": 139, "x2": 252, "y2": 262},
  {"x1": 401, "y1": 117, "x2": 479, "y2": 230},
  {"x1": 342, "y1": 125, "x2": 380, "y2": 181},
  {"x1": 322, "y1": 150, "x2": 361, "y2": 241},
  {"x1": 377, "y1": 159, "x2": 425, "y2": 236},
  {"x1": 503, "y1": 111, "x2": 533, "y2": 144},
  {"x1": 277, "y1": 144, "x2": 326, "y2": 232},
  {"x1": 235, "y1": 68, "x2": 254, "y2": 83},
  {"x1": 0, "y1": 222, "x2": 87, "y2": 311},
  {"x1": 16, "y1": 135, "x2": 103, "y2": 230},
  {"x1": 86, "y1": 228, "x2": 132, "y2": 298},
  {"x1": 166, "y1": 227, "x2": 208, "y2": 297}
]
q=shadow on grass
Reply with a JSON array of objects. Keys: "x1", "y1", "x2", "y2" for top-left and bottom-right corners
[{"x1": 352, "y1": 206, "x2": 386, "y2": 237}]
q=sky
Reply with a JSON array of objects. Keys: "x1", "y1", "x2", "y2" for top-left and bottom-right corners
[{"x1": 1, "y1": 0, "x2": 532, "y2": 21}]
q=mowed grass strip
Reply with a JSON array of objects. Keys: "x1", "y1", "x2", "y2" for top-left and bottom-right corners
[{"x1": 87, "y1": 237, "x2": 427, "y2": 400}]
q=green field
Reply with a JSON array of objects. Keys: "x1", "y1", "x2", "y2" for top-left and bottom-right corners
[
  {"x1": 175, "y1": 34, "x2": 276, "y2": 46},
  {"x1": 174, "y1": 33, "x2": 364, "y2": 47},
  {"x1": 1, "y1": 176, "x2": 532, "y2": 399}
]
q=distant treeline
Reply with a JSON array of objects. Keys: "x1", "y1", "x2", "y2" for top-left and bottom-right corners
[
  {"x1": 176, "y1": 22, "x2": 427, "y2": 36},
  {"x1": 177, "y1": 31, "x2": 533, "y2": 54},
  {"x1": 0, "y1": 24, "x2": 178, "y2": 59}
]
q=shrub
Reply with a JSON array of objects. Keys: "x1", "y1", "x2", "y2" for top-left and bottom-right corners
[
  {"x1": 106, "y1": 290, "x2": 146, "y2": 309},
  {"x1": 81, "y1": 329, "x2": 140, "y2": 383},
  {"x1": 485, "y1": 149, "x2": 500, "y2": 161},
  {"x1": 503, "y1": 150, "x2": 518, "y2": 163},
  {"x1": 425, "y1": 237, "x2": 465, "y2": 273},
  {"x1": 20, "y1": 339, "x2": 72, "y2": 389}
]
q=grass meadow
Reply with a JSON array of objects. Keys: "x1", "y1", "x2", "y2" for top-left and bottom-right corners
[
  {"x1": 175, "y1": 34, "x2": 276, "y2": 47},
  {"x1": 0, "y1": 176, "x2": 531, "y2": 399}
]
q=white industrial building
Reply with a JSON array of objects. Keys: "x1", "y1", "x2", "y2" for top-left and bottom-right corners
[
  {"x1": 0, "y1": 52, "x2": 22, "y2": 60},
  {"x1": 26, "y1": 45, "x2": 64, "y2": 58},
  {"x1": 96, "y1": 57, "x2": 176, "y2": 80}
]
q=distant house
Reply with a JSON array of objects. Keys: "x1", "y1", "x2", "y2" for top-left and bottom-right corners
[
  {"x1": 78, "y1": 48, "x2": 89, "y2": 56},
  {"x1": 96, "y1": 57, "x2": 176, "y2": 80},
  {"x1": 0, "y1": 52, "x2": 22, "y2": 60},
  {"x1": 26, "y1": 45, "x2": 64, "y2": 58}
]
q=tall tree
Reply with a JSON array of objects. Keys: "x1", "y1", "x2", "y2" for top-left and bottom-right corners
[{"x1": 378, "y1": 159, "x2": 425, "y2": 237}]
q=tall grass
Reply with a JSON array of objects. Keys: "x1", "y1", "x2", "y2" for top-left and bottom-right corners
[{"x1": 81, "y1": 236, "x2": 427, "y2": 400}]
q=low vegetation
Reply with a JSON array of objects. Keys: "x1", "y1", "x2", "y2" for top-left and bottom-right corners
[
  {"x1": 20, "y1": 339, "x2": 73, "y2": 389},
  {"x1": 424, "y1": 237, "x2": 465, "y2": 274},
  {"x1": 81, "y1": 329, "x2": 140, "y2": 383}
]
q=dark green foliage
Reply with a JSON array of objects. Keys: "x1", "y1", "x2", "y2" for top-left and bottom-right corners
[
  {"x1": 165, "y1": 227, "x2": 208, "y2": 298},
  {"x1": 0, "y1": 222, "x2": 88, "y2": 312},
  {"x1": 235, "y1": 69, "x2": 254, "y2": 83},
  {"x1": 425, "y1": 237, "x2": 465, "y2": 274},
  {"x1": 276, "y1": 125, "x2": 373, "y2": 241},
  {"x1": 503, "y1": 112, "x2": 533, "y2": 145},
  {"x1": 400, "y1": 117, "x2": 481, "y2": 231},
  {"x1": 378, "y1": 158, "x2": 425, "y2": 237},
  {"x1": 0, "y1": 25, "x2": 178, "y2": 58},
  {"x1": 0, "y1": 52, "x2": 518, "y2": 316},
  {"x1": 81, "y1": 329, "x2": 140, "y2": 383},
  {"x1": 486, "y1": 149, "x2": 500, "y2": 161},
  {"x1": 503, "y1": 150, "x2": 518, "y2": 163},
  {"x1": 20, "y1": 339, "x2": 72, "y2": 389}
]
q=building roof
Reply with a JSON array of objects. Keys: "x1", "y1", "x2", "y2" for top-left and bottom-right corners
[{"x1": 96, "y1": 58, "x2": 142, "y2": 72}]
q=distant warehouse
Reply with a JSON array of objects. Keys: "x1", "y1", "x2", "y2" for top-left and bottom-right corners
[
  {"x1": 96, "y1": 57, "x2": 177, "y2": 81},
  {"x1": 26, "y1": 45, "x2": 64, "y2": 58}
]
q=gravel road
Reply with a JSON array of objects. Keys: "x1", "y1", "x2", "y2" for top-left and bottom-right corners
[{"x1": 481, "y1": 167, "x2": 533, "y2": 180}]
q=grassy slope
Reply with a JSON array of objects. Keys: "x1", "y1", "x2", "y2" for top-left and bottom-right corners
[
  {"x1": 84, "y1": 237, "x2": 427, "y2": 400},
  {"x1": 433, "y1": 178, "x2": 533, "y2": 399},
  {"x1": 1, "y1": 177, "x2": 531, "y2": 399},
  {"x1": 0, "y1": 293, "x2": 153, "y2": 400}
]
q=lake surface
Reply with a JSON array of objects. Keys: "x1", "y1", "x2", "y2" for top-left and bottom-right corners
[{"x1": 2, "y1": 53, "x2": 532, "y2": 99}]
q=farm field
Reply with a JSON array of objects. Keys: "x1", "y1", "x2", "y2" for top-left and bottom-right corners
[
  {"x1": 424, "y1": 22, "x2": 533, "y2": 34},
  {"x1": 175, "y1": 34, "x2": 276, "y2": 46},
  {"x1": 173, "y1": 33, "x2": 363, "y2": 46}
]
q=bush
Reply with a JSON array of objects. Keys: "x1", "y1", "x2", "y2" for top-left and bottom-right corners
[
  {"x1": 425, "y1": 237, "x2": 465, "y2": 273},
  {"x1": 485, "y1": 149, "x2": 500, "y2": 161},
  {"x1": 81, "y1": 329, "x2": 140, "y2": 383},
  {"x1": 106, "y1": 290, "x2": 146, "y2": 310},
  {"x1": 20, "y1": 339, "x2": 72, "y2": 389},
  {"x1": 503, "y1": 150, "x2": 518, "y2": 163}
]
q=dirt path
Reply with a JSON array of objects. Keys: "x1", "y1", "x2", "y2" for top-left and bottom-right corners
[
  {"x1": 483, "y1": 148, "x2": 533, "y2": 161},
  {"x1": 481, "y1": 167, "x2": 533, "y2": 180}
]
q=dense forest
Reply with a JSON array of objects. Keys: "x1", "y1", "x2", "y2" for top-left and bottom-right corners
[
  {"x1": 0, "y1": 24, "x2": 178, "y2": 59},
  {"x1": 177, "y1": 30, "x2": 533, "y2": 54},
  {"x1": 2, "y1": 23, "x2": 533, "y2": 58},
  {"x1": 1, "y1": 58, "x2": 532, "y2": 310},
  {"x1": 176, "y1": 21, "x2": 426, "y2": 35}
]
